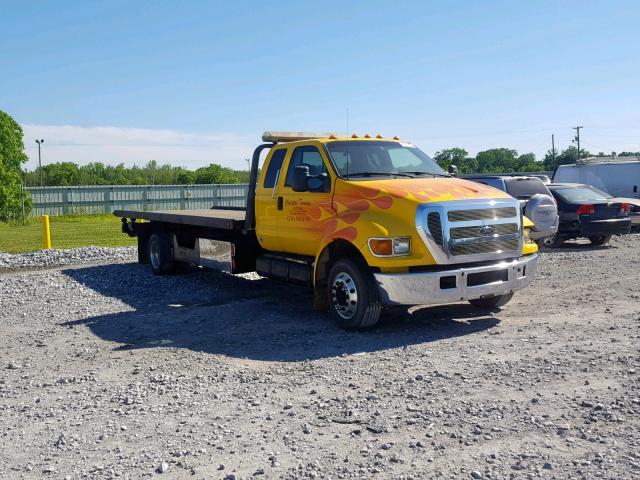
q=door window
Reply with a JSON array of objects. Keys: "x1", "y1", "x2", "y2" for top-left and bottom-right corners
[
  {"x1": 285, "y1": 146, "x2": 327, "y2": 186},
  {"x1": 263, "y1": 149, "x2": 287, "y2": 188}
]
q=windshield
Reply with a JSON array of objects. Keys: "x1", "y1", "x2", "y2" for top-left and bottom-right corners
[
  {"x1": 324, "y1": 141, "x2": 447, "y2": 178},
  {"x1": 552, "y1": 185, "x2": 612, "y2": 203}
]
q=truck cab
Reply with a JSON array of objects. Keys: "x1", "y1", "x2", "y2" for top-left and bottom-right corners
[{"x1": 252, "y1": 133, "x2": 539, "y2": 328}]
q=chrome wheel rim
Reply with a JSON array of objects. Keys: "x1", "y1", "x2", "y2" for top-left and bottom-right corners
[
  {"x1": 331, "y1": 272, "x2": 358, "y2": 319},
  {"x1": 149, "y1": 239, "x2": 161, "y2": 269}
]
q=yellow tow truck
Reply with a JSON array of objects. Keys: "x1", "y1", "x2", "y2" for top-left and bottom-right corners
[{"x1": 116, "y1": 132, "x2": 538, "y2": 329}]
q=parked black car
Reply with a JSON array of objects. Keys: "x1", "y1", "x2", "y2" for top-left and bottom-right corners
[{"x1": 546, "y1": 183, "x2": 632, "y2": 246}]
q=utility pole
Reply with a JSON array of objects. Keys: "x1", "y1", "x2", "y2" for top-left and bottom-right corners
[
  {"x1": 35, "y1": 139, "x2": 45, "y2": 186},
  {"x1": 551, "y1": 134, "x2": 556, "y2": 164},
  {"x1": 573, "y1": 126, "x2": 583, "y2": 160}
]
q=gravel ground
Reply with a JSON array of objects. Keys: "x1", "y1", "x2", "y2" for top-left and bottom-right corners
[
  {"x1": 0, "y1": 247, "x2": 136, "y2": 272},
  {"x1": 1, "y1": 236, "x2": 639, "y2": 479}
]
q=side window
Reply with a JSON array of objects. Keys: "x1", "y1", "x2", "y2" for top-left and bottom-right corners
[
  {"x1": 285, "y1": 146, "x2": 328, "y2": 186},
  {"x1": 263, "y1": 149, "x2": 287, "y2": 188}
]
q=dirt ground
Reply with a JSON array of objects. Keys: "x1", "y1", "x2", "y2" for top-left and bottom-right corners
[{"x1": 1, "y1": 236, "x2": 639, "y2": 479}]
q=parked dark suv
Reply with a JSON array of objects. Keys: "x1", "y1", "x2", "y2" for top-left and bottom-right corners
[
  {"x1": 464, "y1": 175, "x2": 558, "y2": 245},
  {"x1": 547, "y1": 183, "x2": 631, "y2": 246}
]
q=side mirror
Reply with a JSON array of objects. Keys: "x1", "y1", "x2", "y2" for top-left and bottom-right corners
[
  {"x1": 291, "y1": 165, "x2": 310, "y2": 192},
  {"x1": 308, "y1": 172, "x2": 329, "y2": 192},
  {"x1": 448, "y1": 164, "x2": 458, "y2": 177}
]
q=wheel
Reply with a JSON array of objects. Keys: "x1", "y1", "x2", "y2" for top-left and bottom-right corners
[
  {"x1": 327, "y1": 258, "x2": 381, "y2": 330},
  {"x1": 469, "y1": 292, "x2": 514, "y2": 309},
  {"x1": 542, "y1": 234, "x2": 565, "y2": 248},
  {"x1": 588, "y1": 235, "x2": 611, "y2": 246},
  {"x1": 148, "y1": 233, "x2": 176, "y2": 275}
]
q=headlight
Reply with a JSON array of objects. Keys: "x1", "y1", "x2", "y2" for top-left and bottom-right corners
[{"x1": 369, "y1": 237, "x2": 411, "y2": 256}]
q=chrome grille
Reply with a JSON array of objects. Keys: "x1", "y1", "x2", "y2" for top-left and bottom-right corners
[
  {"x1": 416, "y1": 199, "x2": 523, "y2": 264},
  {"x1": 427, "y1": 212, "x2": 443, "y2": 245},
  {"x1": 451, "y1": 238, "x2": 520, "y2": 256},
  {"x1": 450, "y1": 223, "x2": 518, "y2": 240},
  {"x1": 448, "y1": 207, "x2": 516, "y2": 222}
]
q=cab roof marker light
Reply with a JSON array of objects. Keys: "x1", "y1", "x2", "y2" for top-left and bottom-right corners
[
  {"x1": 261, "y1": 131, "x2": 344, "y2": 143},
  {"x1": 393, "y1": 136, "x2": 400, "y2": 140},
  {"x1": 351, "y1": 133, "x2": 359, "y2": 138},
  {"x1": 376, "y1": 134, "x2": 383, "y2": 139},
  {"x1": 364, "y1": 133, "x2": 371, "y2": 138}
]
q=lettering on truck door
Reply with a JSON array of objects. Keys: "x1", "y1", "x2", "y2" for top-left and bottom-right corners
[{"x1": 279, "y1": 144, "x2": 335, "y2": 256}]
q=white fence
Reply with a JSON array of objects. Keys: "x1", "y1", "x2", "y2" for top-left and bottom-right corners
[{"x1": 26, "y1": 184, "x2": 249, "y2": 216}]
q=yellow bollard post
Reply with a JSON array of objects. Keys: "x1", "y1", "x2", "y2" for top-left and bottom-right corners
[{"x1": 41, "y1": 215, "x2": 52, "y2": 250}]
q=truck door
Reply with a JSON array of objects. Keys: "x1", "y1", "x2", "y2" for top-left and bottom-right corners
[
  {"x1": 279, "y1": 144, "x2": 334, "y2": 256},
  {"x1": 255, "y1": 147, "x2": 288, "y2": 251}
]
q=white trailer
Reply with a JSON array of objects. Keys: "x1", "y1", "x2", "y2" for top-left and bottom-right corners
[{"x1": 554, "y1": 158, "x2": 640, "y2": 199}]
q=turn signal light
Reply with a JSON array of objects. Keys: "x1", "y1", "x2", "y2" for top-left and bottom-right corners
[
  {"x1": 369, "y1": 238, "x2": 393, "y2": 256},
  {"x1": 576, "y1": 204, "x2": 595, "y2": 215}
]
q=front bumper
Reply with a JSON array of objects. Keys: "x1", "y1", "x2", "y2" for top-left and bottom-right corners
[{"x1": 374, "y1": 254, "x2": 538, "y2": 306}]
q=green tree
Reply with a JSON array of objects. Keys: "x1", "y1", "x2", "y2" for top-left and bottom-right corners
[
  {"x1": 194, "y1": 164, "x2": 242, "y2": 184},
  {"x1": 433, "y1": 147, "x2": 468, "y2": 170},
  {"x1": 544, "y1": 146, "x2": 592, "y2": 171},
  {"x1": 475, "y1": 148, "x2": 519, "y2": 173},
  {"x1": 0, "y1": 110, "x2": 31, "y2": 220}
]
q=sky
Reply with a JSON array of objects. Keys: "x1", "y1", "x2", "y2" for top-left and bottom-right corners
[{"x1": 2, "y1": 0, "x2": 640, "y2": 170}]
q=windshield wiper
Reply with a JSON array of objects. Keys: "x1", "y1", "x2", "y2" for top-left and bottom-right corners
[
  {"x1": 400, "y1": 171, "x2": 452, "y2": 178},
  {"x1": 347, "y1": 171, "x2": 415, "y2": 178}
]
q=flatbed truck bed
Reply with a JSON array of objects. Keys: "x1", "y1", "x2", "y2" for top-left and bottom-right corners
[{"x1": 114, "y1": 208, "x2": 246, "y2": 232}]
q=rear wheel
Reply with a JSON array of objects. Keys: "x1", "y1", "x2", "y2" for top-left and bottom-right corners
[
  {"x1": 588, "y1": 235, "x2": 611, "y2": 246},
  {"x1": 148, "y1": 233, "x2": 176, "y2": 275},
  {"x1": 328, "y1": 258, "x2": 381, "y2": 330},
  {"x1": 469, "y1": 293, "x2": 514, "y2": 309}
]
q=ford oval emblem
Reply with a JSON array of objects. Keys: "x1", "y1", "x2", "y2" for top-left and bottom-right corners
[{"x1": 479, "y1": 225, "x2": 495, "y2": 236}]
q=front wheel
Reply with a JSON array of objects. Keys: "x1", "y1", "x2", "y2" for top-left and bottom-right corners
[
  {"x1": 588, "y1": 235, "x2": 611, "y2": 246},
  {"x1": 328, "y1": 258, "x2": 381, "y2": 330},
  {"x1": 469, "y1": 293, "x2": 514, "y2": 309}
]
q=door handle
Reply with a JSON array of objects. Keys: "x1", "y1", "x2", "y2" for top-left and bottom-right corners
[{"x1": 277, "y1": 197, "x2": 283, "y2": 210}]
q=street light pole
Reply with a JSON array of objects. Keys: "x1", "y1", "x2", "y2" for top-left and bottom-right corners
[{"x1": 35, "y1": 139, "x2": 45, "y2": 186}]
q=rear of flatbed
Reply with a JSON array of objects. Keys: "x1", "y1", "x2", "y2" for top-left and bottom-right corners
[{"x1": 115, "y1": 207, "x2": 260, "y2": 274}]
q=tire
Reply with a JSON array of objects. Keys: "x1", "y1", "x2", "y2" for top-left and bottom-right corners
[
  {"x1": 148, "y1": 233, "x2": 176, "y2": 275},
  {"x1": 327, "y1": 258, "x2": 382, "y2": 330},
  {"x1": 469, "y1": 292, "x2": 514, "y2": 309},
  {"x1": 588, "y1": 235, "x2": 611, "y2": 246},
  {"x1": 542, "y1": 234, "x2": 565, "y2": 248}
]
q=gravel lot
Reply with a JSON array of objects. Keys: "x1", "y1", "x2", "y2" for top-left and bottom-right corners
[{"x1": 1, "y1": 237, "x2": 639, "y2": 479}]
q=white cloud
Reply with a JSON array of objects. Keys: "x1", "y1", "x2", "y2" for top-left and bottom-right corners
[{"x1": 21, "y1": 124, "x2": 257, "y2": 170}]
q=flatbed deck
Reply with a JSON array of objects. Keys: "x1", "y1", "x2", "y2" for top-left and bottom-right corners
[{"x1": 114, "y1": 208, "x2": 246, "y2": 231}]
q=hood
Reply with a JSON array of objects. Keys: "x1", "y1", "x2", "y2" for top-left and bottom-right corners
[{"x1": 343, "y1": 177, "x2": 511, "y2": 203}]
